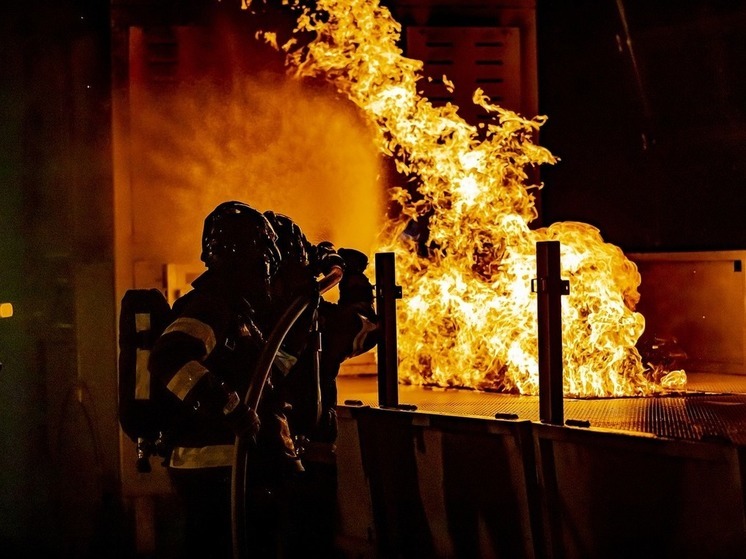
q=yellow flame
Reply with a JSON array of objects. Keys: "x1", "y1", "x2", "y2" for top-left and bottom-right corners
[{"x1": 248, "y1": 0, "x2": 686, "y2": 397}]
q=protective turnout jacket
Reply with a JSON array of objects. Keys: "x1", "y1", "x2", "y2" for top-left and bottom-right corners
[{"x1": 148, "y1": 270, "x2": 265, "y2": 469}]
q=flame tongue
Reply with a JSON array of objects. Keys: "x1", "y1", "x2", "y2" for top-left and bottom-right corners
[{"x1": 249, "y1": 0, "x2": 686, "y2": 396}]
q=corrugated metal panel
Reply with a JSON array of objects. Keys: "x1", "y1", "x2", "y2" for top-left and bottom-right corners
[{"x1": 143, "y1": 27, "x2": 179, "y2": 85}]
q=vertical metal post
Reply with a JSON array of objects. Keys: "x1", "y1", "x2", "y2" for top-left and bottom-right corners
[
  {"x1": 534, "y1": 241, "x2": 569, "y2": 425},
  {"x1": 375, "y1": 252, "x2": 402, "y2": 408}
]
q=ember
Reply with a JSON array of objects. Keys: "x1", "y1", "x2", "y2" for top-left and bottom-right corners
[{"x1": 245, "y1": 0, "x2": 686, "y2": 397}]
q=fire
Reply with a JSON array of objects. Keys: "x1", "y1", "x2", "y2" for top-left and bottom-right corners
[{"x1": 245, "y1": 0, "x2": 687, "y2": 397}]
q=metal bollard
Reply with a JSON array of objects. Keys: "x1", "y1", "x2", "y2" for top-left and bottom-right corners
[
  {"x1": 375, "y1": 252, "x2": 402, "y2": 408},
  {"x1": 533, "y1": 241, "x2": 569, "y2": 425}
]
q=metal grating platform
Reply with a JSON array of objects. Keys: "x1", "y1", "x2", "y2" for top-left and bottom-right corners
[{"x1": 338, "y1": 372, "x2": 746, "y2": 445}]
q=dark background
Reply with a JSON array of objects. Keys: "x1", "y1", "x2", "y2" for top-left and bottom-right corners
[{"x1": 537, "y1": 0, "x2": 746, "y2": 252}]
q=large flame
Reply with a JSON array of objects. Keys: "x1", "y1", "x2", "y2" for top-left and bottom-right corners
[{"x1": 245, "y1": 0, "x2": 686, "y2": 397}]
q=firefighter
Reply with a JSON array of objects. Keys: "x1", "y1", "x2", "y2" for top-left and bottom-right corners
[
  {"x1": 263, "y1": 211, "x2": 380, "y2": 556},
  {"x1": 263, "y1": 210, "x2": 379, "y2": 444},
  {"x1": 148, "y1": 200, "x2": 305, "y2": 558}
]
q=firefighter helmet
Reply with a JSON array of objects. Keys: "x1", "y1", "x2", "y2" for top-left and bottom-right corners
[
  {"x1": 263, "y1": 211, "x2": 310, "y2": 268},
  {"x1": 201, "y1": 201, "x2": 281, "y2": 281}
]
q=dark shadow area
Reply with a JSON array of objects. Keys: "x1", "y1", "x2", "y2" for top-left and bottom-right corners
[{"x1": 537, "y1": 0, "x2": 746, "y2": 253}]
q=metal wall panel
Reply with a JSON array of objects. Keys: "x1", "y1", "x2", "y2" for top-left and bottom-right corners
[
  {"x1": 337, "y1": 406, "x2": 539, "y2": 558},
  {"x1": 337, "y1": 404, "x2": 746, "y2": 558},
  {"x1": 532, "y1": 423, "x2": 746, "y2": 559},
  {"x1": 406, "y1": 26, "x2": 523, "y2": 124},
  {"x1": 630, "y1": 250, "x2": 746, "y2": 375}
]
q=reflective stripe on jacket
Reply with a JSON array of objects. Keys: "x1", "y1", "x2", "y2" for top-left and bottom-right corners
[
  {"x1": 148, "y1": 271, "x2": 266, "y2": 460},
  {"x1": 169, "y1": 444, "x2": 235, "y2": 469}
]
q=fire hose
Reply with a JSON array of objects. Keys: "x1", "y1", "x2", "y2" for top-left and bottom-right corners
[{"x1": 231, "y1": 264, "x2": 344, "y2": 559}]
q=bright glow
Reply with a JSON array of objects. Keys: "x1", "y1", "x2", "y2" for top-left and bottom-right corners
[
  {"x1": 0, "y1": 303, "x2": 13, "y2": 318},
  {"x1": 250, "y1": 0, "x2": 686, "y2": 397}
]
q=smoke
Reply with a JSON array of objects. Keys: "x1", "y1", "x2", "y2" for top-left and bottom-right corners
[{"x1": 129, "y1": 72, "x2": 384, "y2": 264}]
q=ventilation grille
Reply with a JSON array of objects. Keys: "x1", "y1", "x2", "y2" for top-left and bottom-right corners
[
  {"x1": 143, "y1": 27, "x2": 179, "y2": 85},
  {"x1": 406, "y1": 26, "x2": 522, "y2": 124}
]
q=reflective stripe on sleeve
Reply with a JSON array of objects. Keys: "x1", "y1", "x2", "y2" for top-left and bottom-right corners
[
  {"x1": 351, "y1": 314, "x2": 378, "y2": 356},
  {"x1": 135, "y1": 348, "x2": 151, "y2": 400},
  {"x1": 273, "y1": 349, "x2": 298, "y2": 376},
  {"x1": 163, "y1": 317, "x2": 217, "y2": 356},
  {"x1": 169, "y1": 445, "x2": 235, "y2": 469},
  {"x1": 167, "y1": 360, "x2": 209, "y2": 401},
  {"x1": 134, "y1": 312, "x2": 151, "y2": 332}
]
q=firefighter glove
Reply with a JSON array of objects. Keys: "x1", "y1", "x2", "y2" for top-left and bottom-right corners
[
  {"x1": 315, "y1": 241, "x2": 346, "y2": 276},
  {"x1": 224, "y1": 398, "x2": 261, "y2": 438}
]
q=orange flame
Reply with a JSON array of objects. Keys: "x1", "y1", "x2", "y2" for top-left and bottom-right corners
[{"x1": 247, "y1": 0, "x2": 686, "y2": 397}]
